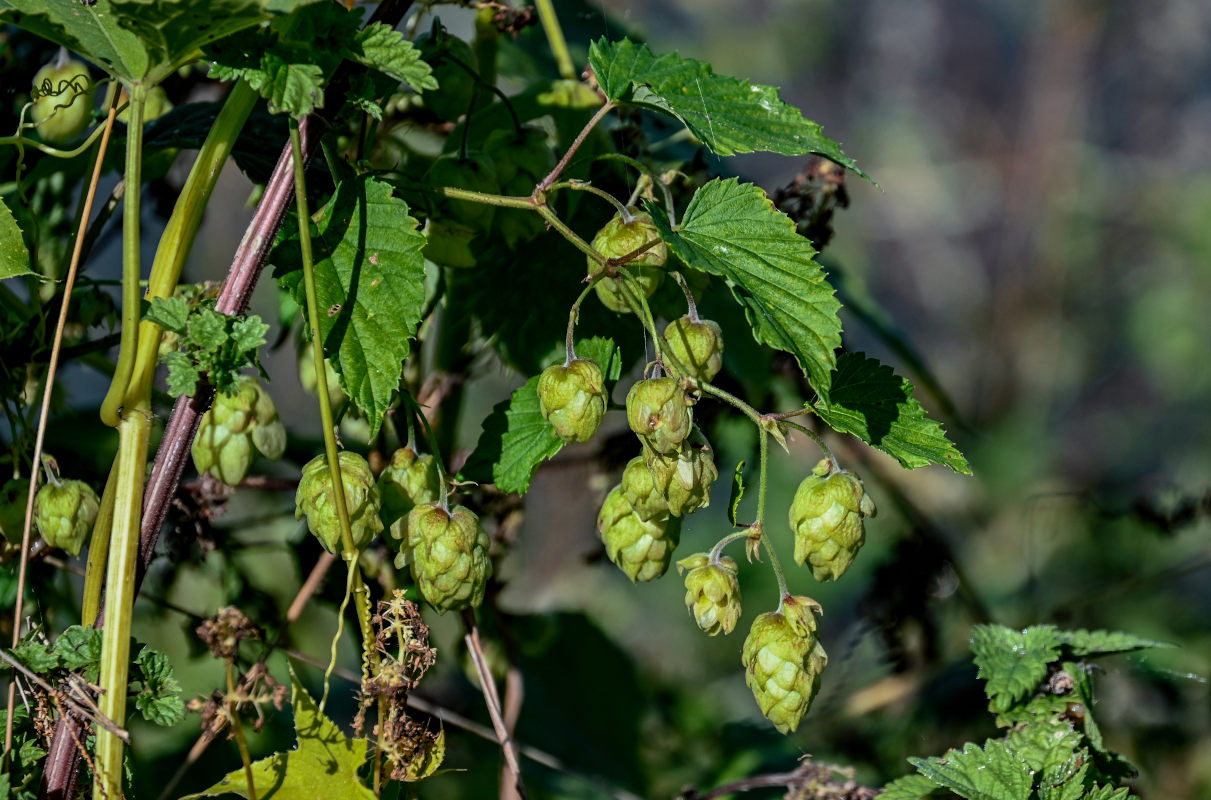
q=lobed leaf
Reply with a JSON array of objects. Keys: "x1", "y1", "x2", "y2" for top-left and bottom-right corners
[
  {"x1": 971, "y1": 624, "x2": 1061, "y2": 714},
  {"x1": 1056, "y1": 629, "x2": 1173, "y2": 657},
  {"x1": 811, "y1": 351, "x2": 971, "y2": 473},
  {"x1": 876, "y1": 773, "x2": 945, "y2": 800},
  {"x1": 648, "y1": 177, "x2": 841, "y2": 396},
  {"x1": 910, "y1": 740, "x2": 1034, "y2": 800},
  {"x1": 0, "y1": 198, "x2": 34, "y2": 280}
]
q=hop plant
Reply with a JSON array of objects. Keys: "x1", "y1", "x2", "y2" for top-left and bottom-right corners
[
  {"x1": 742, "y1": 596, "x2": 828, "y2": 733},
  {"x1": 33, "y1": 479, "x2": 99, "y2": 557},
  {"x1": 788, "y1": 459, "x2": 877, "y2": 581},
  {"x1": 31, "y1": 59, "x2": 93, "y2": 144},
  {"x1": 626, "y1": 377, "x2": 694, "y2": 454},
  {"x1": 620, "y1": 456, "x2": 670, "y2": 521},
  {"x1": 537, "y1": 358, "x2": 606, "y2": 442},
  {"x1": 677, "y1": 553, "x2": 741, "y2": 636},
  {"x1": 663, "y1": 316, "x2": 724, "y2": 383},
  {"x1": 597, "y1": 486, "x2": 682, "y2": 582},
  {"x1": 192, "y1": 377, "x2": 286, "y2": 485},
  {"x1": 587, "y1": 211, "x2": 669, "y2": 313},
  {"x1": 378, "y1": 448, "x2": 443, "y2": 559},
  {"x1": 295, "y1": 451, "x2": 383, "y2": 553},
  {"x1": 406, "y1": 503, "x2": 492, "y2": 613},
  {"x1": 645, "y1": 443, "x2": 718, "y2": 516}
]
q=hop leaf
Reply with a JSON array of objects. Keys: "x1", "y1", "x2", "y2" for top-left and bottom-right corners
[
  {"x1": 788, "y1": 459, "x2": 876, "y2": 581},
  {"x1": 295, "y1": 452, "x2": 383, "y2": 553},
  {"x1": 537, "y1": 358, "x2": 607, "y2": 443},
  {"x1": 742, "y1": 596, "x2": 828, "y2": 733},
  {"x1": 33, "y1": 480, "x2": 99, "y2": 557},
  {"x1": 406, "y1": 504, "x2": 492, "y2": 613},
  {"x1": 645, "y1": 442, "x2": 718, "y2": 516},
  {"x1": 597, "y1": 486, "x2": 682, "y2": 582},
  {"x1": 677, "y1": 553, "x2": 741, "y2": 635},
  {"x1": 587, "y1": 211, "x2": 668, "y2": 314},
  {"x1": 663, "y1": 316, "x2": 724, "y2": 383},
  {"x1": 377, "y1": 448, "x2": 443, "y2": 559},
  {"x1": 626, "y1": 377, "x2": 694, "y2": 454}
]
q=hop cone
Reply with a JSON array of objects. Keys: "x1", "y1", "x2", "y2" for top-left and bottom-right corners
[
  {"x1": 378, "y1": 448, "x2": 443, "y2": 556},
  {"x1": 406, "y1": 504, "x2": 492, "y2": 613},
  {"x1": 677, "y1": 553, "x2": 741, "y2": 636},
  {"x1": 742, "y1": 596, "x2": 828, "y2": 733},
  {"x1": 645, "y1": 443, "x2": 717, "y2": 516},
  {"x1": 587, "y1": 211, "x2": 668, "y2": 313},
  {"x1": 33, "y1": 480, "x2": 99, "y2": 557},
  {"x1": 626, "y1": 377, "x2": 693, "y2": 454},
  {"x1": 597, "y1": 486, "x2": 682, "y2": 582},
  {"x1": 663, "y1": 316, "x2": 724, "y2": 383},
  {"x1": 537, "y1": 358, "x2": 606, "y2": 442},
  {"x1": 788, "y1": 460, "x2": 876, "y2": 581},
  {"x1": 192, "y1": 377, "x2": 285, "y2": 484},
  {"x1": 620, "y1": 456, "x2": 669, "y2": 521},
  {"x1": 295, "y1": 451, "x2": 383, "y2": 553}
]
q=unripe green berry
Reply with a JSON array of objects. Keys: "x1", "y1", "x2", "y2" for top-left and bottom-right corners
[
  {"x1": 31, "y1": 60, "x2": 93, "y2": 144},
  {"x1": 664, "y1": 316, "x2": 724, "y2": 383},
  {"x1": 295, "y1": 452, "x2": 383, "y2": 553},
  {"x1": 34, "y1": 479, "x2": 99, "y2": 557},
  {"x1": 788, "y1": 460, "x2": 876, "y2": 581},
  {"x1": 626, "y1": 377, "x2": 693, "y2": 454},
  {"x1": 645, "y1": 443, "x2": 717, "y2": 516},
  {"x1": 378, "y1": 448, "x2": 443, "y2": 552},
  {"x1": 587, "y1": 211, "x2": 668, "y2": 314},
  {"x1": 677, "y1": 553, "x2": 741, "y2": 636},
  {"x1": 597, "y1": 486, "x2": 681, "y2": 582},
  {"x1": 537, "y1": 358, "x2": 606, "y2": 442},
  {"x1": 406, "y1": 503, "x2": 492, "y2": 613},
  {"x1": 742, "y1": 596, "x2": 828, "y2": 733}
]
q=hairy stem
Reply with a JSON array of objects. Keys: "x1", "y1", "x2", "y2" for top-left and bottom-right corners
[
  {"x1": 226, "y1": 661, "x2": 258, "y2": 800},
  {"x1": 536, "y1": 102, "x2": 614, "y2": 193}
]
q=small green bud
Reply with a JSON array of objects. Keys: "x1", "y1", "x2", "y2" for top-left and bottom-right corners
[
  {"x1": 677, "y1": 553, "x2": 741, "y2": 636},
  {"x1": 788, "y1": 460, "x2": 876, "y2": 581},
  {"x1": 597, "y1": 486, "x2": 682, "y2": 582},
  {"x1": 192, "y1": 414, "x2": 252, "y2": 485},
  {"x1": 406, "y1": 503, "x2": 492, "y2": 613},
  {"x1": 626, "y1": 377, "x2": 693, "y2": 454},
  {"x1": 742, "y1": 596, "x2": 827, "y2": 734},
  {"x1": 537, "y1": 358, "x2": 607, "y2": 442},
  {"x1": 295, "y1": 451, "x2": 383, "y2": 553},
  {"x1": 663, "y1": 316, "x2": 724, "y2": 383},
  {"x1": 587, "y1": 211, "x2": 668, "y2": 314},
  {"x1": 0, "y1": 479, "x2": 32, "y2": 545},
  {"x1": 378, "y1": 448, "x2": 443, "y2": 551},
  {"x1": 34, "y1": 479, "x2": 99, "y2": 557},
  {"x1": 645, "y1": 443, "x2": 717, "y2": 516}
]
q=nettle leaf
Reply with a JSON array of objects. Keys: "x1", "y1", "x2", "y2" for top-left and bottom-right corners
[
  {"x1": 145, "y1": 296, "x2": 190, "y2": 333},
  {"x1": 0, "y1": 197, "x2": 34, "y2": 280},
  {"x1": 589, "y1": 38, "x2": 866, "y2": 178},
  {"x1": 1056, "y1": 629, "x2": 1172, "y2": 657},
  {"x1": 11, "y1": 639, "x2": 56, "y2": 674},
  {"x1": 350, "y1": 22, "x2": 436, "y2": 89},
  {"x1": 876, "y1": 773, "x2": 945, "y2": 800},
  {"x1": 461, "y1": 338, "x2": 621, "y2": 494},
  {"x1": 53, "y1": 626, "x2": 102, "y2": 677},
  {"x1": 649, "y1": 177, "x2": 841, "y2": 396},
  {"x1": 0, "y1": 0, "x2": 147, "y2": 81},
  {"x1": 971, "y1": 624, "x2": 1061, "y2": 714},
  {"x1": 910, "y1": 740, "x2": 1034, "y2": 800},
  {"x1": 811, "y1": 352, "x2": 971, "y2": 474},
  {"x1": 273, "y1": 176, "x2": 425, "y2": 435},
  {"x1": 182, "y1": 669, "x2": 375, "y2": 800},
  {"x1": 133, "y1": 646, "x2": 185, "y2": 727}
]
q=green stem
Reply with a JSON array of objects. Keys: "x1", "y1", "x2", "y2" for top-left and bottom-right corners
[
  {"x1": 535, "y1": 204, "x2": 603, "y2": 264},
  {"x1": 0, "y1": 120, "x2": 109, "y2": 159},
  {"x1": 99, "y1": 84, "x2": 146, "y2": 427},
  {"x1": 226, "y1": 661, "x2": 258, "y2": 800},
  {"x1": 618, "y1": 271, "x2": 669, "y2": 368},
  {"x1": 430, "y1": 184, "x2": 535, "y2": 209},
  {"x1": 595, "y1": 153, "x2": 678, "y2": 225},
  {"x1": 755, "y1": 430, "x2": 789, "y2": 606},
  {"x1": 699, "y1": 383, "x2": 762, "y2": 425},
  {"x1": 779, "y1": 420, "x2": 836, "y2": 464},
  {"x1": 564, "y1": 276, "x2": 603, "y2": 364},
  {"x1": 536, "y1": 101, "x2": 614, "y2": 193},
  {"x1": 548, "y1": 180, "x2": 631, "y2": 220},
  {"x1": 81, "y1": 458, "x2": 118, "y2": 627},
  {"x1": 709, "y1": 530, "x2": 751, "y2": 563},
  {"x1": 534, "y1": 0, "x2": 576, "y2": 80}
]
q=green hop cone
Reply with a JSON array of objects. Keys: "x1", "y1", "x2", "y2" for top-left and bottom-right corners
[
  {"x1": 537, "y1": 358, "x2": 607, "y2": 443},
  {"x1": 597, "y1": 486, "x2": 682, "y2": 582},
  {"x1": 295, "y1": 452, "x2": 383, "y2": 553},
  {"x1": 378, "y1": 448, "x2": 443, "y2": 558},
  {"x1": 620, "y1": 456, "x2": 669, "y2": 521},
  {"x1": 192, "y1": 378, "x2": 285, "y2": 484},
  {"x1": 788, "y1": 460, "x2": 877, "y2": 581},
  {"x1": 406, "y1": 503, "x2": 492, "y2": 613},
  {"x1": 677, "y1": 553, "x2": 741, "y2": 636},
  {"x1": 587, "y1": 211, "x2": 668, "y2": 314},
  {"x1": 663, "y1": 316, "x2": 724, "y2": 383},
  {"x1": 33, "y1": 480, "x2": 99, "y2": 557},
  {"x1": 742, "y1": 596, "x2": 828, "y2": 734},
  {"x1": 626, "y1": 377, "x2": 693, "y2": 454},
  {"x1": 645, "y1": 442, "x2": 717, "y2": 516},
  {"x1": 0, "y1": 478, "x2": 32, "y2": 545}
]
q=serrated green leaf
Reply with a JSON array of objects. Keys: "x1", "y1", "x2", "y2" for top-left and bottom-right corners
[
  {"x1": 1005, "y1": 717, "x2": 1082, "y2": 774},
  {"x1": 574, "y1": 337, "x2": 623, "y2": 384},
  {"x1": 648, "y1": 178, "x2": 841, "y2": 396},
  {"x1": 0, "y1": 197, "x2": 34, "y2": 280},
  {"x1": 350, "y1": 23, "x2": 435, "y2": 89},
  {"x1": 145, "y1": 296, "x2": 190, "y2": 333},
  {"x1": 250, "y1": 52, "x2": 326, "y2": 116},
  {"x1": 1056, "y1": 629, "x2": 1173, "y2": 657},
  {"x1": 727, "y1": 460, "x2": 745, "y2": 527},
  {"x1": 182, "y1": 668, "x2": 375, "y2": 800},
  {"x1": 1039, "y1": 758, "x2": 1089, "y2": 800},
  {"x1": 52, "y1": 626, "x2": 102, "y2": 676},
  {"x1": 1083, "y1": 786, "x2": 1131, "y2": 800},
  {"x1": 971, "y1": 624, "x2": 1062, "y2": 714},
  {"x1": 230, "y1": 315, "x2": 270, "y2": 353},
  {"x1": 0, "y1": 0, "x2": 147, "y2": 81},
  {"x1": 133, "y1": 646, "x2": 184, "y2": 726},
  {"x1": 110, "y1": 0, "x2": 268, "y2": 84},
  {"x1": 588, "y1": 38, "x2": 867, "y2": 178},
  {"x1": 910, "y1": 740, "x2": 1033, "y2": 800},
  {"x1": 876, "y1": 773, "x2": 944, "y2": 800},
  {"x1": 11, "y1": 640, "x2": 56, "y2": 674},
  {"x1": 273, "y1": 176, "x2": 425, "y2": 435},
  {"x1": 811, "y1": 352, "x2": 971, "y2": 473}
]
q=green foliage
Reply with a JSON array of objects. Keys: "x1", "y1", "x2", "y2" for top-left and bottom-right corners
[
  {"x1": 0, "y1": 197, "x2": 33, "y2": 280},
  {"x1": 273, "y1": 176, "x2": 426, "y2": 434},
  {"x1": 132, "y1": 646, "x2": 185, "y2": 726},
  {"x1": 147, "y1": 297, "x2": 269, "y2": 398}
]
